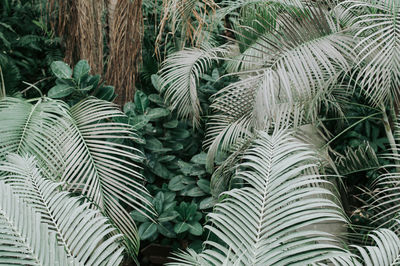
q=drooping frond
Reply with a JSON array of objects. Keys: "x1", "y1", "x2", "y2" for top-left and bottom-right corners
[
  {"x1": 60, "y1": 97, "x2": 154, "y2": 255},
  {"x1": 0, "y1": 153, "x2": 125, "y2": 265},
  {"x1": 340, "y1": 0, "x2": 400, "y2": 107},
  {"x1": 205, "y1": 1, "x2": 355, "y2": 169},
  {"x1": 0, "y1": 97, "x2": 66, "y2": 177},
  {"x1": 353, "y1": 228, "x2": 400, "y2": 265},
  {"x1": 169, "y1": 129, "x2": 354, "y2": 265},
  {"x1": 0, "y1": 182, "x2": 77, "y2": 265},
  {"x1": 336, "y1": 142, "x2": 380, "y2": 176},
  {"x1": 160, "y1": 44, "x2": 228, "y2": 127}
]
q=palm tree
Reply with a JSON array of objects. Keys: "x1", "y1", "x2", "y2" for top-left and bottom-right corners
[{"x1": 159, "y1": 0, "x2": 400, "y2": 264}]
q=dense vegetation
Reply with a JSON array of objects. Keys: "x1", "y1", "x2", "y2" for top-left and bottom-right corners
[{"x1": 1, "y1": 0, "x2": 400, "y2": 265}]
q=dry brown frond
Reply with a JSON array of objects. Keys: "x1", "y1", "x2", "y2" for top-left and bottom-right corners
[{"x1": 155, "y1": 0, "x2": 218, "y2": 60}]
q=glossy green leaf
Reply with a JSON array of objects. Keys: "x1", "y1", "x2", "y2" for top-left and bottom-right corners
[
  {"x1": 139, "y1": 222, "x2": 158, "y2": 240},
  {"x1": 51, "y1": 61, "x2": 72, "y2": 79},
  {"x1": 48, "y1": 84, "x2": 74, "y2": 98}
]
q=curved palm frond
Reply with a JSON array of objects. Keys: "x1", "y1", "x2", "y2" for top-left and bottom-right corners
[
  {"x1": 60, "y1": 97, "x2": 154, "y2": 255},
  {"x1": 205, "y1": 1, "x2": 355, "y2": 169},
  {"x1": 0, "y1": 97, "x2": 66, "y2": 177},
  {"x1": 0, "y1": 153, "x2": 125, "y2": 265},
  {"x1": 0, "y1": 182, "x2": 78, "y2": 265},
  {"x1": 169, "y1": 129, "x2": 354, "y2": 265},
  {"x1": 0, "y1": 96, "x2": 154, "y2": 256},
  {"x1": 340, "y1": 0, "x2": 400, "y2": 107},
  {"x1": 353, "y1": 228, "x2": 400, "y2": 266},
  {"x1": 160, "y1": 44, "x2": 228, "y2": 127}
]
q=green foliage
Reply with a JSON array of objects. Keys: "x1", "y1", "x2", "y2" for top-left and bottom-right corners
[
  {"x1": 48, "y1": 60, "x2": 116, "y2": 104},
  {"x1": 0, "y1": 154, "x2": 125, "y2": 265},
  {"x1": 0, "y1": 96, "x2": 154, "y2": 260},
  {"x1": 0, "y1": 0, "x2": 62, "y2": 96}
]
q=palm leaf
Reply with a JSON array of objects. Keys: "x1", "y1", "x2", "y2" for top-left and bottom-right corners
[
  {"x1": 160, "y1": 43, "x2": 228, "y2": 127},
  {"x1": 59, "y1": 97, "x2": 154, "y2": 255},
  {"x1": 0, "y1": 182, "x2": 77, "y2": 265},
  {"x1": 0, "y1": 97, "x2": 66, "y2": 177},
  {"x1": 0, "y1": 153, "x2": 125, "y2": 265},
  {"x1": 169, "y1": 128, "x2": 353, "y2": 265},
  {"x1": 340, "y1": 0, "x2": 400, "y2": 107},
  {"x1": 205, "y1": 1, "x2": 355, "y2": 168},
  {"x1": 353, "y1": 228, "x2": 400, "y2": 266}
]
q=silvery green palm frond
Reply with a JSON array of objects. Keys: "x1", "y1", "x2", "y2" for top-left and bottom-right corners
[
  {"x1": 60, "y1": 97, "x2": 154, "y2": 255},
  {"x1": 341, "y1": 0, "x2": 400, "y2": 107},
  {"x1": 0, "y1": 153, "x2": 125, "y2": 265},
  {"x1": 160, "y1": 44, "x2": 228, "y2": 127},
  {"x1": 168, "y1": 129, "x2": 354, "y2": 265},
  {"x1": 353, "y1": 228, "x2": 400, "y2": 265},
  {"x1": 0, "y1": 182, "x2": 78, "y2": 266},
  {"x1": 205, "y1": 2, "x2": 355, "y2": 169},
  {"x1": 0, "y1": 97, "x2": 67, "y2": 177}
]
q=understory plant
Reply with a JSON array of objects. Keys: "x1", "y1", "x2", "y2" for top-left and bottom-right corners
[
  {"x1": 158, "y1": 0, "x2": 400, "y2": 264},
  {"x1": 0, "y1": 95, "x2": 154, "y2": 263}
]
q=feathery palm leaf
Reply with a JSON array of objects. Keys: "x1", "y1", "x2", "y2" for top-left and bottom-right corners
[
  {"x1": 0, "y1": 96, "x2": 154, "y2": 256},
  {"x1": 353, "y1": 228, "x2": 400, "y2": 266},
  {"x1": 0, "y1": 182, "x2": 77, "y2": 265},
  {"x1": 205, "y1": 1, "x2": 355, "y2": 171},
  {"x1": 60, "y1": 97, "x2": 154, "y2": 254},
  {"x1": 160, "y1": 44, "x2": 228, "y2": 127},
  {"x1": 340, "y1": 0, "x2": 400, "y2": 107},
  {"x1": 169, "y1": 129, "x2": 353, "y2": 265},
  {"x1": 0, "y1": 153, "x2": 125, "y2": 265},
  {"x1": 0, "y1": 97, "x2": 66, "y2": 177}
]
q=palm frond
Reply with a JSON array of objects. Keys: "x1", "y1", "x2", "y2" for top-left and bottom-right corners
[
  {"x1": 205, "y1": 1, "x2": 355, "y2": 169},
  {"x1": 353, "y1": 228, "x2": 400, "y2": 265},
  {"x1": 0, "y1": 97, "x2": 66, "y2": 177},
  {"x1": 60, "y1": 97, "x2": 154, "y2": 255},
  {"x1": 0, "y1": 153, "x2": 125, "y2": 265},
  {"x1": 336, "y1": 142, "x2": 380, "y2": 176},
  {"x1": 340, "y1": 0, "x2": 400, "y2": 107},
  {"x1": 0, "y1": 182, "x2": 77, "y2": 265},
  {"x1": 169, "y1": 128, "x2": 354, "y2": 265},
  {"x1": 160, "y1": 44, "x2": 228, "y2": 127}
]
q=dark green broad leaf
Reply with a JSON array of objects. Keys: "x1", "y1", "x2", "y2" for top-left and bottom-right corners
[
  {"x1": 186, "y1": 186, "x2": 206, "y2": 197},
  {"x1": 73, "y1": 60, "x2": 90, "y2": 82},
  {"x1": 79, "y1": 85, "x2": 93, "y2": 92},
  {"x1": 159, "y1": 155, "x2": 176, "y2": 162},
  {"x1": 139, "y1": 222, "x2": 158, "y2": 240},
  {"x1": 128, "y1": 115, "x2": 149, "y2": 130},
  {"x1": 51, "y1": 61, "x2": 72, "y2": 79},
  {"x1": 154, "y1": 192, "x2": 165, "y2": 213},
  {"x1": 164, "y1": 192, "x2": 176, "y2": 203},
  {"x1": 167, "y1": 142, "x2": 184, "y2": 151},
  {"x1": 146, "y1": 108, "x2": 170, "y2": 120},
  {"x1": 199, "y1": 197, "x2": 215, "y2": 210},
  {"x1": 188, "y1": 222, "x2": 203, "y2": 236},
  {"x1": 130, "y1": 210, "x2": 149, "y2": 223},
  {"x1": 151, "y1": 74, "x2": 161, "y2": 92},
  {"x1": 190, "y1": 153, "x2": 207, "y2": 165},
  {"x1": 124, "y1": 102, "x2": 136, "y2": 115},
  {"x1": 148, "y1": 94, "x2": 164, "y2": 106},
  {"x1": 212, "y1": 68, "x2": 219, "y2": 81},
  {"x1": 158, "y1": 223, "x2": 176, "y2": 238},
  {"x1": 177, "y1": 161, "x2": 193, "y2": 176},
  {"x1": 163, "y1": 120, "x2": 179, "y2": 129},
  {"x1": 149, "y1": 161, "x2": 173, "y2": 179},
  {"x1": 135, "y1": 91, "x2": 149, "y2": 114},
  {"x1": 145, "y1": 137, "x2": 171, "y2": 153},
  {"x1": 48, "y1": 84, "x2": 74, "y2": 98},
  {"x1": 174, "y1": 222, "x2": 189, "y2": 234},
  {"x1": 96, "y1": 85, "x2": 115, "y2": 101},
  {"x1": 168, "y1": 176, "x2": 186, "y2": 191},
  {"x1": 158, "y1": 211, "x2": 179, "y2": 223},
  {"x1": 197, "y1": 179, "x2": 211, "y2": 194},
  {"x1": 171, "y1": 128, "x2": 191, "y2": 139}
]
